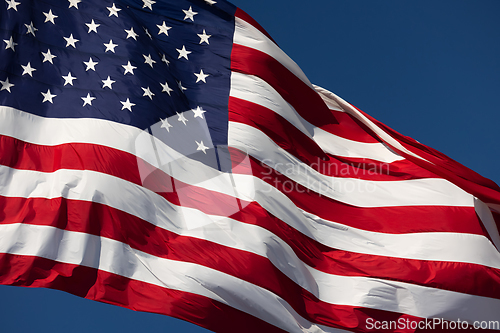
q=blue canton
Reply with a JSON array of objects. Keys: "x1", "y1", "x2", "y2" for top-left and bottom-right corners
[{"x1": 0, "y1": 0, "x2": 237, "y2": 159}]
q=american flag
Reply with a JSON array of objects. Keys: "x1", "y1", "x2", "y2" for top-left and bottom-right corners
[{"x1": 1, "y1": 0, "x2": 500, "y2": 332}]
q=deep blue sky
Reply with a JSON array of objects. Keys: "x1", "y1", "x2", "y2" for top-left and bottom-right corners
[{"x1": 1, "y1": 1, "x2": 499, "y2": 332}]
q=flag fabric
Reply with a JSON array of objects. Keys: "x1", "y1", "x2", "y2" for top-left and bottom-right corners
[{"x1": 1, "y1": 0, "x2": 500, "y2": 332}]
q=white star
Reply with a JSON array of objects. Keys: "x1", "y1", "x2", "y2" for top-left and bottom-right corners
[
  {"x1": 160, "y1": 82, "x2": 173, "y2": 95},
  {"x1": 143, "y1": 54, "x2": 156, "y2": 68},
  {"x1": 107, "y1": 3, "x2": 121, "y2": 17},
  {"x1": 194, "y1": 69, "x2": 209, "y2": 83},
  {"x1": 196, "y1": 140, "x2": 209, "y2": 154},
  {"x1": 81, "y1": 93, "x2": 96, "y2": 106},
  {"x1": 4, "y1": 36, "x2": 17, "y2": 51},
  {"x1": 25, "y1": 22, "x2": 38, "y2": 36},
  {"x1": 125, "y1": 27, "x2": 138, "y2": 40},
  {"x1": 5, "y1": 0, "x2": 20, "y2": 11},
  {"x1": 142, "y1": 0, "x2": 155, "y2": 10},
  {"x1": 204, "y1": 0, "x2": 217, "y2": 5},
  {"x1": 41, "y1": 89, "x2": 56, "y2": 103},
  {"x1": 121, "y1": 98, "x2": 135, "y2": 111},
  {"x1": 192, "y1": 106, "x2": 206, "y2": 119},
  {"x1": 182, "y1": 6, "x2": 198, "y2": 21},
  {"x1": 160, "y1": 118, "x2": 173, "y2": 132},
  {"x1": 177, "y1": 112, "x2": 188, "y2": 125},
  {"x1": 161, "y1": 54, "x2": 169, "y2": 65},
  {"x1": 0, "y1": 78, "x2": 14, "y2": 92},
  {"x1": 43, "y1": 9, "x2": 57, "y2": 24},
  {"x1": 198, "y1": 29, "x2": 211, "y2": 44},
  {"x1": 144, "y1": 28, "x2": 152, "y2": 39},
  {"x1": 157, "y1": 21, "x2": 171, "y2": 36},
  {"x1": 142, "y1": 87, "x2": 154, "y2": 100},
  {"x1": 84, "y1": 57, "x2": 98, "y2": 71},
  {"x1": 104, "y1": 39, "x2": 118, "y2": 53},
  {"x1": 62, "y1": 72, "x2": 77, "y2": 86},
  {"x1": 122, "y1": 61, "x2": 136, "y2": 75},
  {"x1": 86, "y1": 19, "x2": 100, "y2": 33},
  {"x1": 176, "y1": 45, "x2": 191, "y2": 60},
  {"x1": 68, "y1": 0, "x2": 81, "y2": 8},
  {"x1": 177, "y1": 81, "x2": 187, "y2": 92},
  {"x1": 64, "y1": 34, "x2": 79, "y2": 48},
  {"x1": 42, "y1": 49, "x2": 56, "y2": 64},
  {"x1": 102, "y1": 76, "x2": 115, "y2": 89},
  {"x1": 21, "y1": 62, "x2": 36, "y2": 76}
]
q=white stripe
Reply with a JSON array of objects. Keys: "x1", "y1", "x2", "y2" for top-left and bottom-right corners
[
  {"x1": 228, "y1": 121, "x2": 474, "y2": 208},
  {"x1": 475, "y1": 197, "x2": 500, "y2": 251},
  {"x1": 309, "y1": 266, "x2": 500, "y2": 323},
  {"x1": 313, "y1": 85, "x2": 344, "y2": 112},
  {"x1": 313, "y1": 87, "x2": 431, "y2": 163},
  {"x1": 0, "y1": 223, "x2": 348, "y2": 333},
  {"x1": 230, "y1": 73, "x2": 404, "y2": 163},
  {"x1": 0, "y1": 105, "x2": 184, "y2": 170},
  {"x1": 313, "y1": 127, "x2": 405, "y2": 163},
  {"x1": 234, "y1": 17, "x2": 312, "y2": 87},
  {"x1": 299, "y1": 208, "x2": 500, "y2": 269},
  {"x1": 0, "y1": 106, "x2": 142, "y2": 152}
]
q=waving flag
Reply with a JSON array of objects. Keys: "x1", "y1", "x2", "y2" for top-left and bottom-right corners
[{"x1": 1, "y1": 0, "x2": 500, "y2": 332}]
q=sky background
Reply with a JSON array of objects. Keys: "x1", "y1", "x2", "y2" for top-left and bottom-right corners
[{"x1": 1, "y1": 0, "x2": 499, "y2": 332}]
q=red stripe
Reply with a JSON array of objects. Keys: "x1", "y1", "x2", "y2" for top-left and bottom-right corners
[
  {"x1": 0, "y1": 135, "x2": 143, "y2": 185},
  {"x1": 2, "y1": 196, "x2": 499, "y2": 302},
  {"x1": 325, "y1": 154, "x2": 439, "y2": 181},
  {"x1": 231, "y1": 44, "x2": 338, "y2": 128},
  {"x1": 493, "y1": 211, "x2": 500, "y2": 227},
  {"x1": 229, "y1": 97, "x2": 439, "y2": 180},
  {"x1": 0, "y1": 253, "x2": 286, "y2": 333},
  {"x1": 321, "y1": 110, "x2": 382, "y2": 143}
]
